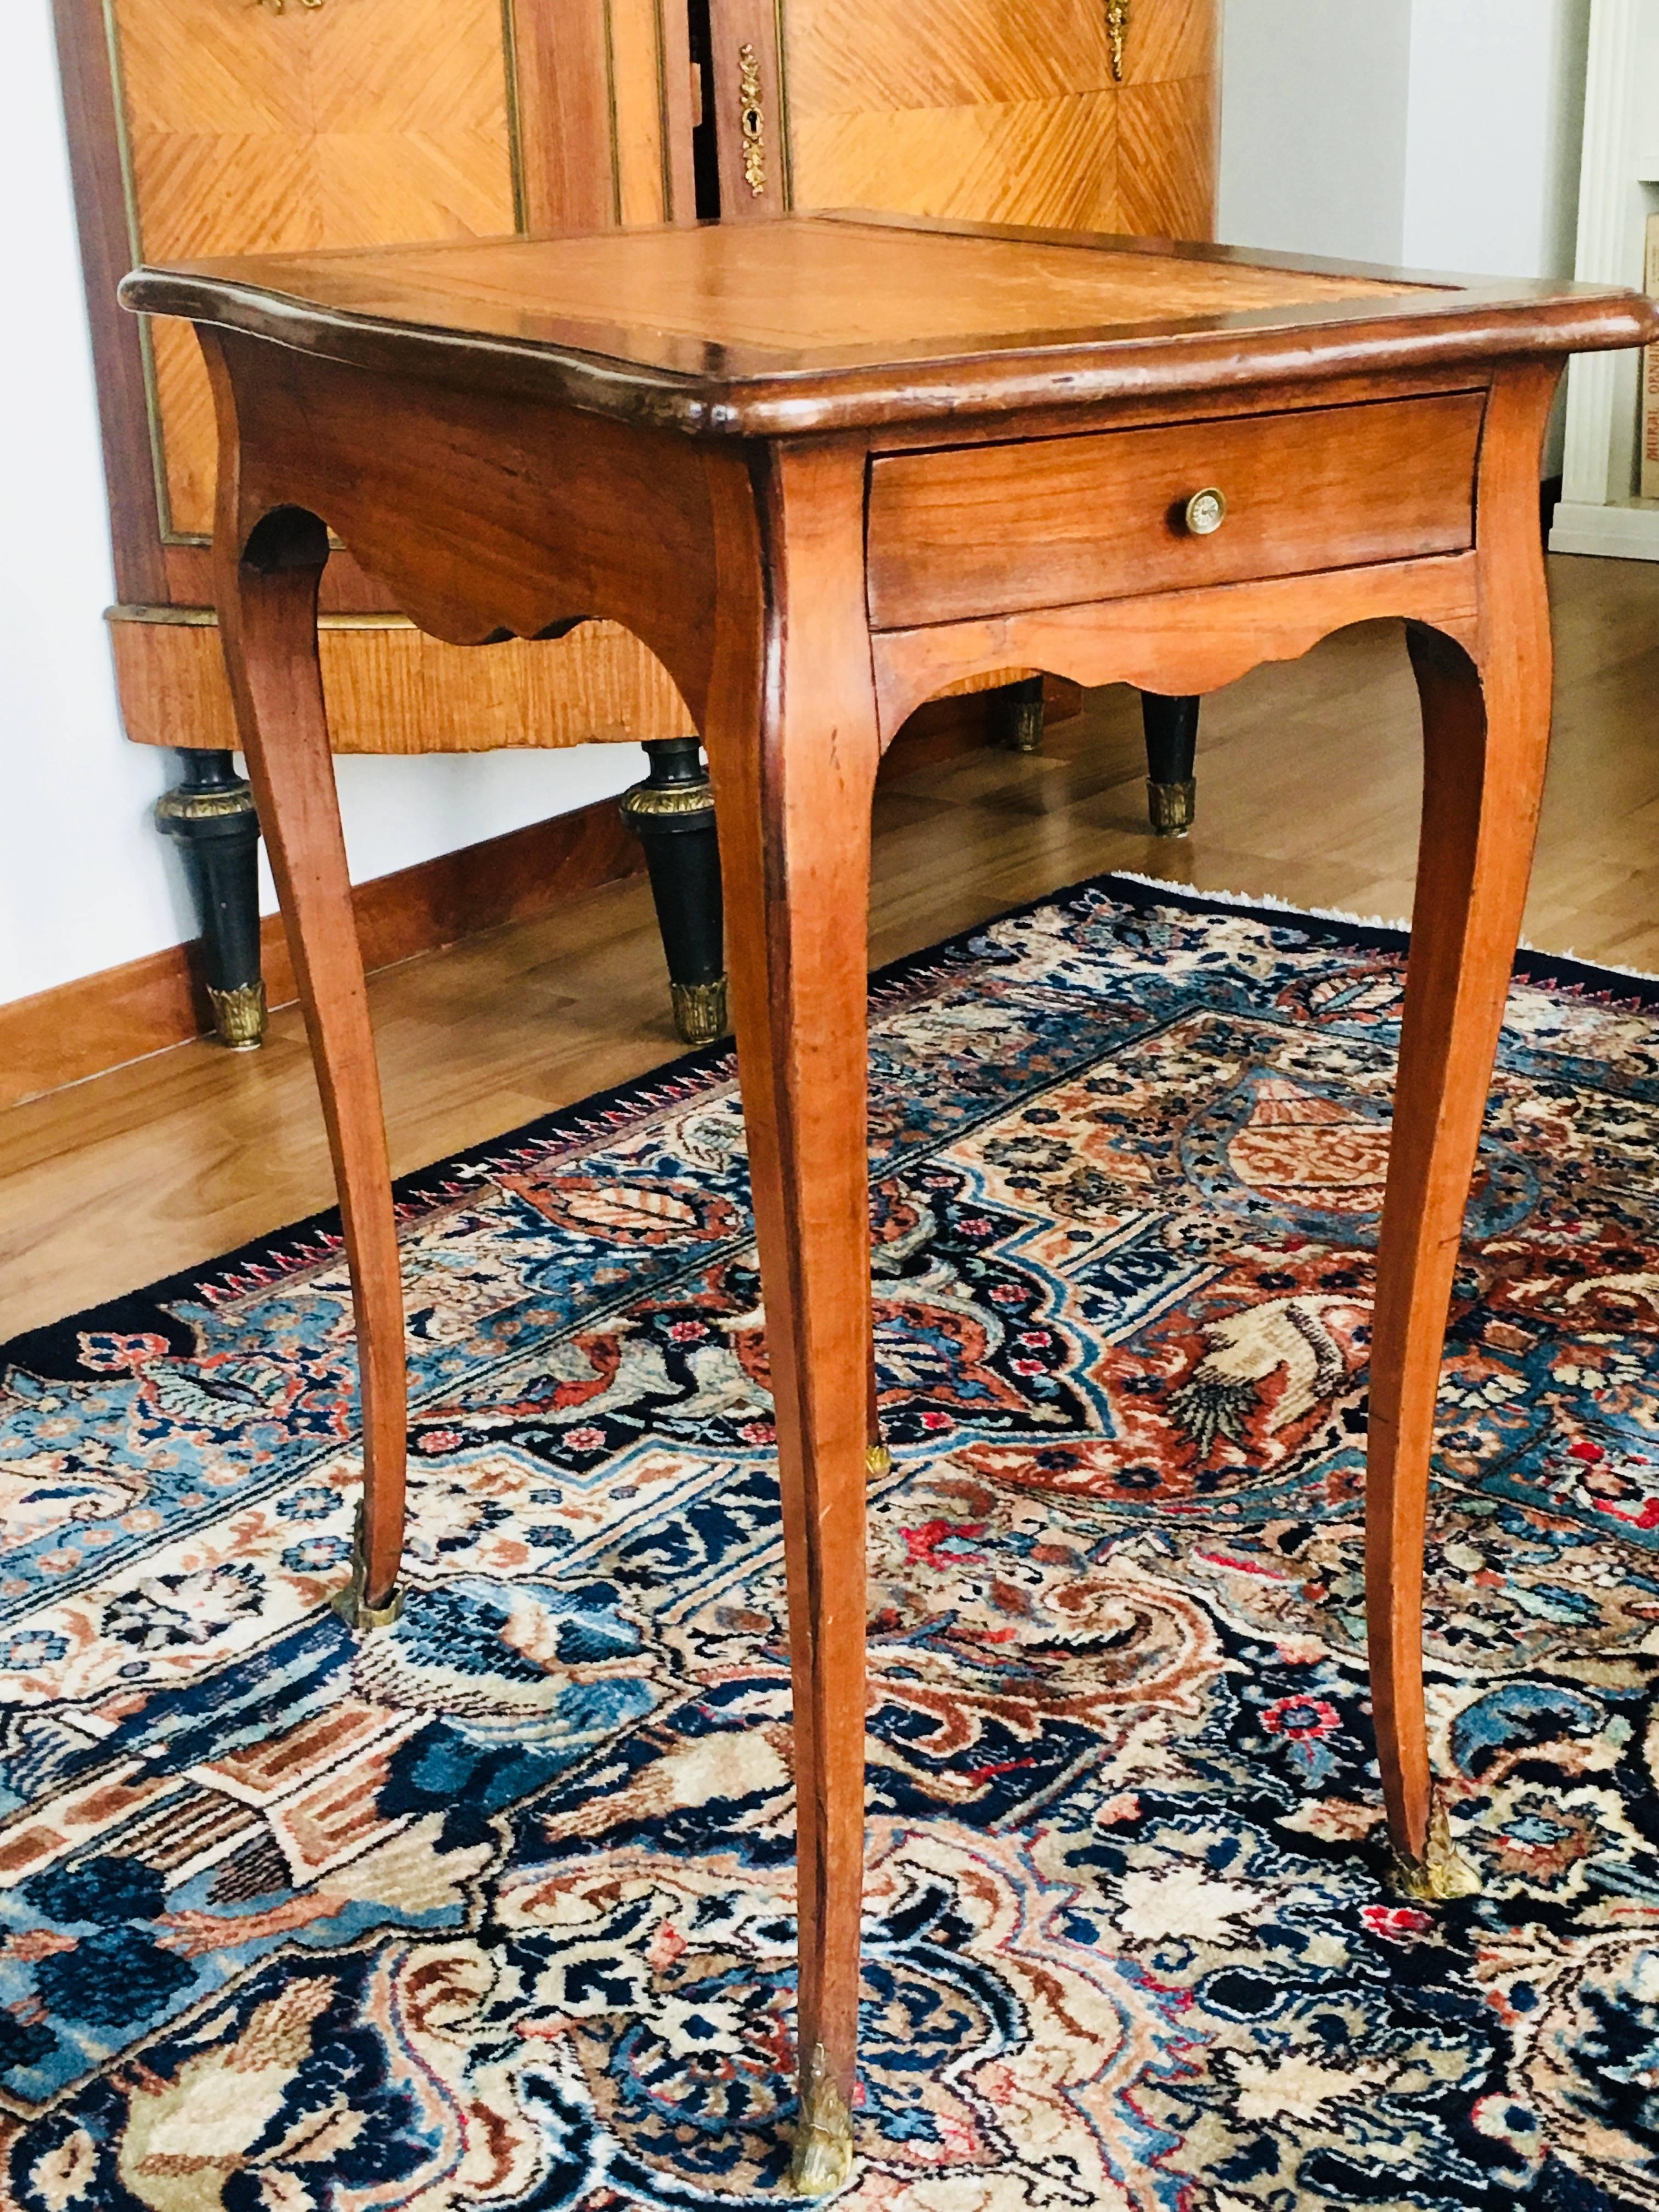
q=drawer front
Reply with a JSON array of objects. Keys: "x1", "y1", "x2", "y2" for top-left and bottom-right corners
[{"x1": 865, "y1": 391, "x2": 1486, "y2": 630}]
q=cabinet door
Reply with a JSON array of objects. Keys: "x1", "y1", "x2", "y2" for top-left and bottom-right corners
[
  {"x1": 106, "y1": 0, "x2": 687, "y2": 545},
  {"x1": 775, "y1": 0, "x2": 1216, "y2": 239}
]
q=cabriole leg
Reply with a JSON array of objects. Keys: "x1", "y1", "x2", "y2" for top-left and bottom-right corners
[
  {"x1": 156, "y1": 749, "x2": 266, "y2": 1048},
  {"x1": 214, "y1": 503, "x2": 408, "y2": 1633},
  {"x1": 620, "y1": 736, "x2": 729, "y2": 1045},
  {"x1": 1142, "y1": 691, "x2": 1200, "y2": 835},
  {"x1": 1367, "y1": 366, "x2": 1559, "y2": 1900},
  {"x1": 701, "y1": 442, "x2": 879, "y2": 2194}
]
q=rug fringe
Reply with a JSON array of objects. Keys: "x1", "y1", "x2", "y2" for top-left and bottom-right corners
[
  {"x1": 1102, "y1": 870, "x2": 1659, "y2": 988},
  {"x1": 1105, "y1": 870, "x2": 1410, "y2": 934}
]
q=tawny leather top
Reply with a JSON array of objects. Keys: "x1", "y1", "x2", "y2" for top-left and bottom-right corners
[{"x1": 121, "y1": 211, "x2": 1659, "y2": 437}]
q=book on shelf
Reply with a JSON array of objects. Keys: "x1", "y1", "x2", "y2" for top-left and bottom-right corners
[{"x1": 1645, "y1": 212, "x2": 1659, "y2": 501}]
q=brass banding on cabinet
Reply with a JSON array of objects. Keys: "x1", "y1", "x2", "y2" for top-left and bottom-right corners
[{"x1": 864, "y1": 389, "x2": 1487, "y2": 630}]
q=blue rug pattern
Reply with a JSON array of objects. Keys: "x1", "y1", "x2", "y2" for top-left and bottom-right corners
[{"x1": 0, "y1": 874, "x2": 1656, "y2": 2209}]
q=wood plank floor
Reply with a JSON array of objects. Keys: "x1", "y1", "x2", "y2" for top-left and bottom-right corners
[{"x1": 2, "y1": 551, "x2": 1655, "y2": 1340}]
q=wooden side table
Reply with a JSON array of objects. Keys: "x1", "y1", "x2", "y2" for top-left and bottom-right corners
[{"x1": 122, "y1": 215, "x2": 1657, "y2": 2195}]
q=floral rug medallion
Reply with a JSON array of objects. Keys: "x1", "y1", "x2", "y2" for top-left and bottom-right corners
[{"x1": 0, "y1": 874, "x2": 1656, "y2": 2211}]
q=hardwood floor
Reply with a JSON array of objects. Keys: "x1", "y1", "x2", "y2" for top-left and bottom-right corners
[{"x1": 2, "y1": 551, "x2": 1655, "y2": 1341}]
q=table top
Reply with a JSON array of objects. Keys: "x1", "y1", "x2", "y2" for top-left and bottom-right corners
[{"x1": 120, "y1": 211, "x2": 1659, "y2": 438}]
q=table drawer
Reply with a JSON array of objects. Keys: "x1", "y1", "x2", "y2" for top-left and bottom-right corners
[{"x1": 865, "y1": 391, "x2": 1486, "y2": 629}]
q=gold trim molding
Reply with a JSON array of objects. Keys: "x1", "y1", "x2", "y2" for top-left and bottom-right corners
[
  {"x1": 618, "y1": 780, "x2": 714, "y2": 822},
  {"x1": 109, "y1": 603, "x2": 435, "y2": 633},
  {"x1": 1105, "y1": 0, "x2": 1130, "y2": 81},
  {"x1": 155, "y1": 782, "x2": 257, "y2": 826},
  {"x1": 737, "y1": 42, "x2": 766, "y2": 195}
]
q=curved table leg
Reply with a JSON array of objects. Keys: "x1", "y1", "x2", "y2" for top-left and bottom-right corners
[
  {"x1": 702, "y1": 443, "x2": 881, "y2": 2194},
  {"x1": 216, "y1": 505, "x2": 408, "y2": 1630},
  {"x1": 1367, "y1": 367, "x2": 1557, "y2": 1897}
]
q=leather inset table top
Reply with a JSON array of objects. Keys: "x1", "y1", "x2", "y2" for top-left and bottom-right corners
[{"x1": 120, "y1": 211, "x2": 1659, "y2": 436}]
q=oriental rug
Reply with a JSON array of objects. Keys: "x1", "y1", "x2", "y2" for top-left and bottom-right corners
[{"x1": 1, "y1": 873, "x2": 1657, "y2": 2212}]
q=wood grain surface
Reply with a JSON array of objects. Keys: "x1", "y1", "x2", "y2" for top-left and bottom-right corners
[
  {"x1": 120, "y1": 216, "x2": 1656, "y2": 437},
  {"x1": 698, "y1": 434, "x2": 882, "y2": 2144},
  {"x1": 870, "y1": 554, "x2": 1481, "y2": 738},
  {"x1": 1365, "y1": 363, "x2": 1562, "y2": 1865},
  {"x1": 109, "y1": 611, "x2": 693, "y2": 753},
  {"x1": 198, "y1": 331, "x2": 723, "y2": 723},
  {"x1": 866, "y1": 389, "x2": 1485, "y2": 625},
  {"x1": 134, "y1": 218, "x2": 1419, "y2": 368},
  {"x1": 781, "y1": 0, "x2": 1216, "y2": 240},
  {"x1": 206, "y1": 472, "x2": 409, "y2": 1613},
  {"x1": 113, "y1": 0, "x2": 522, "y2": 538}
]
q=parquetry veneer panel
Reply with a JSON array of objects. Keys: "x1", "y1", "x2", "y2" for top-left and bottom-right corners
[
  {"x1": 114, "y1": 0, "x2": 521, "y2": 538},
  {"x1": 781, "y1": 0, "x2": 1218, "y2": 240},
  {"x1": 110, "y1": 614, "x2": 692, "y2": 755}
]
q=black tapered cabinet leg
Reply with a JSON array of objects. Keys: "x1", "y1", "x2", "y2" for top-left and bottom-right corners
[
  {"x1": 620, "y1": 738, "x2": 728, "y2": 1046},
  {"x1": 156, "y1": 749, "x2": 266, "y2": 1049},
  {"x1": 994, "y1": 674, "x2": 1045, "y2": 753},
  {"x1": 1141, "y1": 693, "x2": 1201, "y2": 837}
]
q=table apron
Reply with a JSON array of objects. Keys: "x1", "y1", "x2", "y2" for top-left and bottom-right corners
[{"x1": 868, "y1": 553, "x2": 1482, "y2": 745}]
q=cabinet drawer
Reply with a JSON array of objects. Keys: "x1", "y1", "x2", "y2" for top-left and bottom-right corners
[{"x1": 865, "y1": 391, "x2": 1486, "y2": 629}]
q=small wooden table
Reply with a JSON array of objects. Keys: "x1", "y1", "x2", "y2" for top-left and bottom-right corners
[{"x1": 121, "y1": 214, "x2": 1656, "y2": 2194}]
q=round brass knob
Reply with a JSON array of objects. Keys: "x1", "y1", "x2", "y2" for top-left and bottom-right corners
[{"x1": 1184, "y1": 487, "x2": 1227, "y2": 536}]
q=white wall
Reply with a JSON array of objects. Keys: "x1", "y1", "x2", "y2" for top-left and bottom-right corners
[
  {"x1": 1221, "y1": 0, "x2": 1591, "y2": 280},
  {"x1": 1401, "y1": 0, "x2": 1593, "y2": 279},
  {"x1": 0, "y1": 0, "x2": 636, "y2": 1011},
  {"x1": 1559, "y1": 0, "x2": 1659, "y2": 513},
  {"x1": 1218, "y1": 2, "x2": 1414, "y2": 264}
]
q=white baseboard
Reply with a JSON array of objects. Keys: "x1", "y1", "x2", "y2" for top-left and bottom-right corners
[{"x1": 1549, "y1": 499, "x2": 1659, "y2": 562}]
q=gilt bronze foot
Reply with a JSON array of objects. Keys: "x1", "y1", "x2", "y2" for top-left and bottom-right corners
[
  {"x1": 789, "y1": 2043, "x2": 855, "y2": 2197},
  {"x1": 1146, "y1": 776, "x2": 1197, "y2": 836},
  {"x1": 866, "y1": 1360, "x2": 890, "y2": 1477},
  {"x1": 330, "y1": 1503, "x2": 405, "y2": 1634},
  {"x1": 1389, "y1": 1786, "x2": 1481, "y2": 1901}
]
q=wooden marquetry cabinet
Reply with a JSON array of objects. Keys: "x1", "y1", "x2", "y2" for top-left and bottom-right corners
[
  {"x1": 58, "y1": 0, "x2": 698, "y2": 754},
  {"x1": 54, "y1": 0, "x2": 1218, "y2": 1047},
  {"x1": 707, "y1": 0, "x2": 1216, "y2": 238}
]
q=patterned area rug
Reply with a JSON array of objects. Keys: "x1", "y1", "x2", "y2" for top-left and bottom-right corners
[{"x1": 1, "y1": 872, "x2": 1657, "y2": 2212}]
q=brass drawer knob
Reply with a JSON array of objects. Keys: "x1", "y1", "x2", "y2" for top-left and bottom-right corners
[{"x1": 1184, "y1": 487, "x2": 1227, "y2": 536}]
